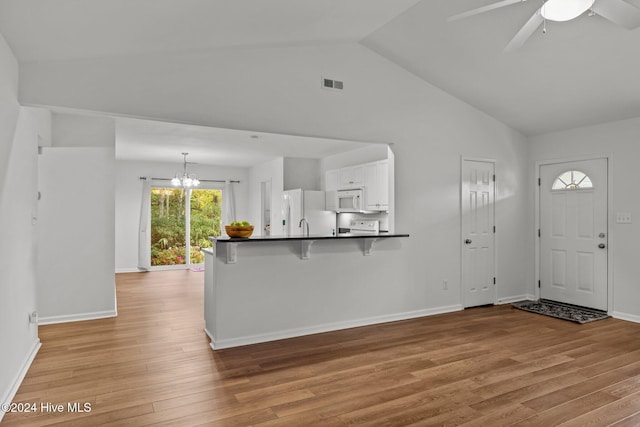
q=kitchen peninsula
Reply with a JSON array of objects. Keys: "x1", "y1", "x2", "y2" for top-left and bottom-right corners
[{"x1": 203, "y1": 232, "x2": 410, "y2": 349}]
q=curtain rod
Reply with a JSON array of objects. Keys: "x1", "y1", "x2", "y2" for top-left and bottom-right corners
[{"x1": 139, "y1": 177, "x2": 240, "y2": 183}]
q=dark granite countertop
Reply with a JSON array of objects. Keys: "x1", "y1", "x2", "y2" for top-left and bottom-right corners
[{"x1": 210, "y1": 232, "x2": 409, "y2": 243}]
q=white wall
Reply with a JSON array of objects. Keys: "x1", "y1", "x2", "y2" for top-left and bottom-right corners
[
  {"x1": 321, "y1": 143, "x2": 390, "y2": 176},
  {"x1": 115, "y1": 159, "x2": 249, "y2": 271},
  {"x1": 529, "y1": 117, "x2": 640, "y2": 321},
  {"x1": 18, "y1": 42, "x2": 533, "y2": 311},
  {"x1": 0, "y1": 107, "x2": 43, "y2": 419},
  {"x1": 0, "y1": 32, "x2": 19, "y2": 192},
  {"x1": 283, "y1": 157, "x2": 320, "y2": 191},
  {"x1": 52, "y1": 113, "x2": 116, "y2": 147},
  {"x1": 207, "y1": 238, "x2": 436, "y2": 349},
  {"x1": 248, "y1": 157, "x2": 284, "y2": 235},
  {"x1": 37, "y1": 147, "x2": 116, "y2": 323},
  {"x1": 0, "y1": 32, "x2": 41, "y2": 420}
]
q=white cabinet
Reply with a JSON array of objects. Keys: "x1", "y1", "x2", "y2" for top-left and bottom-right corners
[
  {"x1": 338, "y1": 165, "x2": 364, "y2": 189},
  {"x1": 325, "y1": 169, "x2": 339, "y2": 191},
  {"x1": 325, "y1": 160, "x2": 389, "y2": 212},
  {"x1": 364, "y1": 160, "x2": 389, "y2": 211}
]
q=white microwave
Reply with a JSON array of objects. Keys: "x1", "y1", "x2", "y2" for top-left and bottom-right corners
[{"x1": 335, "y1": 189, "x2": 367, "y2": 213}]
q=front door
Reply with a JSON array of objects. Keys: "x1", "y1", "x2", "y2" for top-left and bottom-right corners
[
  {"x1": 539, "y1": 159, "x2": 608, "y2": 310},
  {"x1": 462, "y1": 160, "x2": 495, "y2": 308}
]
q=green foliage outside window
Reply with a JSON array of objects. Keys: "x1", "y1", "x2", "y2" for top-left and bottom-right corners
[{"x1": 150, "y1": 188, "x2": 222, "y2": 266}]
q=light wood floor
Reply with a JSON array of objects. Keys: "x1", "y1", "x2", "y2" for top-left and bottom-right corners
[{"x1": 4, "y1": 271, "x2": 640, "y2": 426}]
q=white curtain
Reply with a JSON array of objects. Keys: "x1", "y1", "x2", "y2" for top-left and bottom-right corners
[
  {"x1": 137, "y1": 177, "x2": 151, "y2": 271},
  {"x1": 224, "y1": 180, "x2": 237, "y2": 225}
]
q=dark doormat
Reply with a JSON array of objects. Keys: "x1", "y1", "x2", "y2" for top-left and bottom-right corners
[{"x1": 512, "y1": 299, "x2": 610, "y2": 324}]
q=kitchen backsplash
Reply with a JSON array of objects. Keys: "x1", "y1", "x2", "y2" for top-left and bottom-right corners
[{"x1": 336, "y1": 212, "x2": 389, "y2": 232}]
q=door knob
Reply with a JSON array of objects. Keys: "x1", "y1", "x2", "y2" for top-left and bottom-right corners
[
  {"x1": 598, "y1": 243, "x2": 606, "y2": 249},
  {"x1": 465, "y1": 239, "x2": 472, "y2": 244}
]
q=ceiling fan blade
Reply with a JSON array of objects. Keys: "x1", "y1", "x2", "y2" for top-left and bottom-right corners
[
  {"x1": 591, "y1": 0, "x2": 640, "y2": 29},
  {"x1": 448, "y1": 0, "x2": 527, "y2": 22},
  {"x1": 504, "y1": 9, "x2": 543, "y2": 52}
]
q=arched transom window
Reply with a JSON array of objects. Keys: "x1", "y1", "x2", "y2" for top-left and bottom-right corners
[{"x1": 552, "y1": 170, "x2": 593, "y2": 190}]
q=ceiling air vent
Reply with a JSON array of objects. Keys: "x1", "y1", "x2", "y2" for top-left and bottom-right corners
[{"x1": 322, "y1": 77, "x2": 344, "y2": 91}]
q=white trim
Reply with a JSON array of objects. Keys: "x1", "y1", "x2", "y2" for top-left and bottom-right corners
[
  {"x1": 612, "y1": 311, "x2": 640, "y2": 324},
  {"x1": 149, "y1": 264, "x2": 192, "y2": 271},
  {"x1": 208, "y1": 305, "x2": 463, "y2": 350},
  {"x1": 118, "y1": 266, "x2": 207, "y2": 273},
  {"x1": 460, "y1": 157, "x2": 497, "y2": 308},
  {"x1": 496, "y1": 294, "x2": 536, "y2": 305},
  {"x1": 534, "y1": 155, "x2": 613, "y2": 312},
  {"x1": 203, "y1": 327, "x2": 214, "y2": 341},
  {"x1": 38, "y1": 310, "x2": 117, "y2": 325},
  {"x1": 115, "y1": 268, "x2": 141, "y2": 273},
  {"x1": 0, "y1": 339, "x2": 41, "y2": 423}
]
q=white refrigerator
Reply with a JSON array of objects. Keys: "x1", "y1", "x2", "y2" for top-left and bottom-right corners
[{"x1": 283, "y1": 189, "x2": 335, "y2": 236}]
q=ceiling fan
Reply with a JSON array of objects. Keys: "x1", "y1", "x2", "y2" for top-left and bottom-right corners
[{"x1": 448, "y1": 0, "x2": 640, "y2": 51}]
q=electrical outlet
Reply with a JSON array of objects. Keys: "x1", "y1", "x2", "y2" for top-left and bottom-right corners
[
  {"x1": 29, "y1": 311, "x2": 38, "y2": 324},
  {"x1": 616, "y1": 212, "x2": 632, "y2": 224},
  {"x1": 442, "y1": 280, "x2": 448, "y2": 290}
]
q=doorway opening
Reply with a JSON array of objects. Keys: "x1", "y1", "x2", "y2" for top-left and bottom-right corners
[
  {"x1": 150, "y1": 187, "x2": 222, "y2": 267},
  {"x1": 261, "y1": 180, "x2": 272, "y2": 236}
]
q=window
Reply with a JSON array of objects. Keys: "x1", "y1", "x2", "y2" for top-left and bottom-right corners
[
  {"x1": 552, "y1": 170, "x2": 593, "y2": 190},
  {"x1": 150, "y1": 187, "x2": 222, "y2": 266}
]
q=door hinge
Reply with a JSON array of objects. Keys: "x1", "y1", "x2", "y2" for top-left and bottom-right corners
[
  {"x1": 538, "y1": 280, "x2": 541, "y2": 288},
  {"x1": 493, "y1": 225, "x2": 496, "y2": 233},
  {"x1": 493, "y1": 174, "x2": 496, "y2": 182},
  {"x1": 538, "y1": 178, "x2": 541, "y2": 186},
  {"x1": 493, "y1": 277, "x2": 496, "y2": 285},
  {"x1": 538, "y1": 229, "x2": 541, "y2": 237}
]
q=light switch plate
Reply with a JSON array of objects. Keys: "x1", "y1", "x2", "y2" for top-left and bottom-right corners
[{"x1": 616, "y1": 212, "x2": 632, "y2": 224}]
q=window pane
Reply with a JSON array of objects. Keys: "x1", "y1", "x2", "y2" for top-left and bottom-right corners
[
  {"x1": 150, "y1": 188, "x2": 186, "y2": 266},
  {"x1": 581, "y1": 176, "x2": 593, "y2": 188},
  {"x1": 552, "y1": 170, "x2": 593, "y2": 190},
  {"x1": 189, "y1": 189, "x2": 222, "y2": 264}
]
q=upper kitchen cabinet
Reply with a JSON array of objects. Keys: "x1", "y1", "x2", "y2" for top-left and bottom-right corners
[
  {"x1": 325, "y1": 159, "x2": 389, "y2": 212},
  {"x1": 325, "y1": 169, "x2": 339, "y2": 192},
  {"x1": 321, "y1": 144, "x2": 395, "y2": 231},
  {"x1": 338, "y1": 165, "x2": 364, "y2": 189},
  {"x1": 364, "y1": 160, "x2": 389, "y2": 211}
]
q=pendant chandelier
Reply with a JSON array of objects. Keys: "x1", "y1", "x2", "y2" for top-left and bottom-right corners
[{"x1": 171, "y1": 152, "x2": 200, "y2": 188}]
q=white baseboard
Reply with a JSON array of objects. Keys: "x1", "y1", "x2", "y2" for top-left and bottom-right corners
[
  {"x1": 612, "y1": 311, "x2": 640, "y2": 324},
  {"x1": 38, "y1": 310, "x2": 117, "y2": 325},
  {"x1": 115, "y1": 268, "x2": 141, "y2": 273},
  {"x1": 496, "y1": 294, "x2": 536, "y2": 305},
  {"x1": 209, "y1": 305, "x2": 463, "y2": 350},
  {"x1": 0, "y1": 339, "x2": 41, "y2": 423},
  {"x1": 203, "y1": 328, "x2": 214, "y2": 341}
]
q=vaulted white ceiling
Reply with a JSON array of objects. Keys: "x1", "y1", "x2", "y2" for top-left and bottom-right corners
[
  {"x1": 362, "y1": 0, "x2": 640, "y2": 135},
  {"x1": 0, "y1": 0, "x2": 421, "y2": 61},
  {"x1": 1, "y1": 0, "x2": 639, "y2": 140},
  {"x1": 0, "y1": 0, "x2": 420, "y2": 164}
]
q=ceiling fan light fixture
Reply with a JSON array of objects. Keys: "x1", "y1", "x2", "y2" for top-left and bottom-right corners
[{"x1": 541, "y1": 0, "x2": 595, "y2": 22}]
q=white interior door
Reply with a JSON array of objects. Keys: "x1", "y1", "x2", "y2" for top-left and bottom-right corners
[
  {"x1": 462, "y1": 160, "x2": 495, "y2": 308},
  {"x1": 539, "y1": 159, "x2": 608, "y2": 310}
]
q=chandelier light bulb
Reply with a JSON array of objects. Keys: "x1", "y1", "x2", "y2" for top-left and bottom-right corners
[{"x1": 172, "y1": 153, "x2": 200, "y2": 188}]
